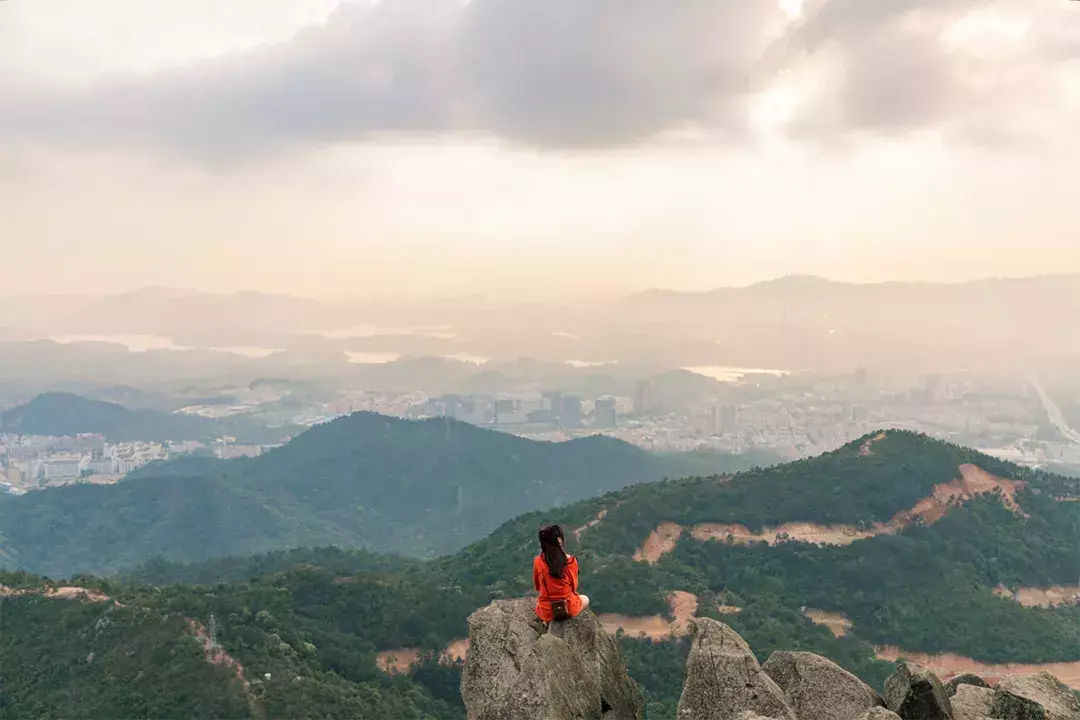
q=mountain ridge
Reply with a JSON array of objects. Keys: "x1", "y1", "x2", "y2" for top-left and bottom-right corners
[
  {"x1": 0, "y1": 392, "x2": 296, "y2": 444},
  {"x1": 2, "y1": 430, "x2": 1077, "y2": 719},
  {"x1": 0, "y1": 410, "x2": 767, "y2": 576}
]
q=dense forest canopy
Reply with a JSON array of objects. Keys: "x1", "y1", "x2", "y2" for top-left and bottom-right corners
[
  {"x1": 0, "y1": 410, "x2": 770, "y2": 576},
  {"x1": 3, "y1": 430, "x2": 1077, "y2": 719}
]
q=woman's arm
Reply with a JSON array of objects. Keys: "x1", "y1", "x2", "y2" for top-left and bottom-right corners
[
  {"x1": 568, "y1": 557, "x2": 579, "y2": 593},
  {"x1": 533, "y1": 558, "x2": 541, "y2": 593}
]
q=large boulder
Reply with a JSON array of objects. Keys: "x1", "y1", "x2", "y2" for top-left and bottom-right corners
[
  {"x1": 884, "y1": 661, "x2": 954, "y2": 720},
  {"x1": 676, "y1": 619, "x2": 796, "y2": 720},
  {"x1": 460, "y1": 598, "x2": 644, "y2": 720},
  {"x1": 945, "y1": 674, "x2": 991, "y2": 697},
  {"x1": 997, "y1": 672, "x2": 1080, "y2": 720},
  {"x1": 763, "y1": 650, "x2": 885, "y2": 720},
  {"x1": 991, "y1": 690, "x2": 1050, "y2": 720},
  {"x1": 950, "y1": 684, "x2": 995, "y2": 720},
  {"x1": 856, "y1": 709, "x2": 902, "y2": 720}
]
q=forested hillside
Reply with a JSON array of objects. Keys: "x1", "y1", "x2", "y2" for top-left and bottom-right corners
[
  {"x1": 0, "y1": 411, "x2": 764, "y2": 576},
  {"x1": 0, "y1": 569, "x2": 469, "y2": 720},
  {"x1": 0, "y1": 392, "x2": 295, "y2": 444},
  {"x1": 3, "y1": 431, "x2": 1077, "y2": 719}
]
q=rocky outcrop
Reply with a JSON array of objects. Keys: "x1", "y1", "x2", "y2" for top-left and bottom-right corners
[
  {"x1": 884, "y1": 661, "x2": 954, "y2": 720},
  {"x1": 460, "y1": 600, "x2": 1079, "y2": 720},
  {"x1": 946, "y1": 673, "x2": 991, "y2": 697},
  {"x1": 997, "y1": 671, "x2": 1080, "y2": 720},
  {"x1": 676, "y1": 619, "x2": 797, "y2": 720},
  {"x1": 763, "y1": 650, "x2": 885, "y2": 720},
  {"x1": 460, "y1": 598, "x2": 644, "y2": 720},
  {"x1": 950, "y1": 683, "x2": 995, "y2": 720}
]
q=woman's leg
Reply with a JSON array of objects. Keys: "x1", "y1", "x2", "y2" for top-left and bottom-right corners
[{"x1": 578, "y1": 594, "x2": 590, "y2": 612}]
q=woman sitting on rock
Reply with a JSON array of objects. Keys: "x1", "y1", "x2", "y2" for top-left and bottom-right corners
[{"x1": 534, "y1": 524, "x2": 590, "y2": 623}]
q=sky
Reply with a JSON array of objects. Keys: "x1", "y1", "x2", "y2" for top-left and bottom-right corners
[{"x1": 1, "y1": 0, "x2": 1078, "y2": 300}]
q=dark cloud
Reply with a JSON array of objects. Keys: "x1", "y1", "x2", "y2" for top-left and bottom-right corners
[
  {"x1": 459, "y1": 0, "x2": 777, "y2": 146},
  {"x1": 1, "y1": 0, "x2": 1074, "y2": 159}
]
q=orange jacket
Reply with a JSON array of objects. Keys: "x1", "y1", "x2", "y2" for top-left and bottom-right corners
[{"x1": 533, "y1": 553, "x2": 583, "y2": 622}]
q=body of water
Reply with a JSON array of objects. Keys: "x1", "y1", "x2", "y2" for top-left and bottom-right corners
[{"x1": 681, "y1": 366, "x2": 790, "y2": 383}]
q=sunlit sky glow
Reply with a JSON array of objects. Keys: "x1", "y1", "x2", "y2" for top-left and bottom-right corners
[{"x1": 2, "y1": 0, "x2": 1077, "y2": 299}]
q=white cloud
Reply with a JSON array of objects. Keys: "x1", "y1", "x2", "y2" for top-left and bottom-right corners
[
  {"x1": 5, "y1": 0, "x2": 1073, "y2": 159},
  {"x1": 0, "y1": 0, "x2": 1077, "y2": 297}
]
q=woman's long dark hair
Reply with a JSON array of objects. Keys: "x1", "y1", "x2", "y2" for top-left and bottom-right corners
[{"x1": 538, "y1": 524, "x2": 568, "y2": 579}]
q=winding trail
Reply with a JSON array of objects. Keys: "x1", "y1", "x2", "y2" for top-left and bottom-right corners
[
  {"x1": 573, "y1": 502, "x2": 624, "y2": 540},
  {"x1": 635, "y1": 463, "x2": 1027, "y2": 563}
]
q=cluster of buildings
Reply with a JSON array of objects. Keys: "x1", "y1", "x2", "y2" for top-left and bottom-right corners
[
  {"x1": 0, "y1": 433, "x2": 278, "y2": 494},
  {"x1": 4, "y1": 368, "x2": 1075, "y2": 496},
  {"x1": 0, "y1": 433, "x2": 204, "y2": 493},
  {"x1": 404, "y1": 370, "x2": 1079, "y2": 470},
  {"x1": 415, "y1": 391, "x2": 629, "y2": 430}
]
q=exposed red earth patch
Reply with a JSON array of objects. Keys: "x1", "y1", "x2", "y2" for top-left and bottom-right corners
[
  {"x1": 636, "y1": 464, "x2": 1028, "y2": 563},
  {"x1": 803, "y1": 609, "x2": 852, "y2": 637},
  {"x1": 874, "y1": 646, "x2": 1080, "y2": 691}
]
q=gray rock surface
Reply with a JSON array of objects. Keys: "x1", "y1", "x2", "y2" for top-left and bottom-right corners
[
  {"x1": 991, "y1": 689, "x2": 1050, "y2": 720},
  {"x1": 997, "y1": 672, "x2": 1080, "y2": 720},
  {"x1": 855, "y1": 709, "x2": 903, "y2": 720},
  {"x1": 884, "y1": 661, "x2": 954, "y2": 720},
  {"x1": 460, "y1": 598, "x2": 644, "y2": 720},
  {"x1": 676, "y1": 619, "x2": 797, "y2": 720},
  {"x1": 946, "y1": 674, "x2": 991, "y2": 697},
  {"x1": 950, "y1": 684, "x2": 995, "y2": 720},
  {"x1": 763, "y1": 650, "x2": 885, "y2": 720},
  {"x1": 735, "y1": 713, "x2": 781, "y2": 720}
]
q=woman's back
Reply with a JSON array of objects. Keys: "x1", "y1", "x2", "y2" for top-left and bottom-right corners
[
  {"x1": 533, "y1": 523, "x2": 590, "y2": 622},
  {"x1": 533, "y1": 553, "x2": 578, "y2": 600}
]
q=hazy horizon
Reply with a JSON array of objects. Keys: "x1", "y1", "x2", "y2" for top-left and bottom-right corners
[{"x1": 5, "y1": 271, "x2": 1079, "y2": 304}]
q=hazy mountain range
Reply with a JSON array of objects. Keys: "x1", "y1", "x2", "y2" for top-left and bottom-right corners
[{"x1": 4, "y1": 275, "x2": 1077, "y2": 378}]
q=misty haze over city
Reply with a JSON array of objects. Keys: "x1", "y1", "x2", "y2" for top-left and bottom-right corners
[
  {"x1": 3, "y1": 2, "x2": 1080, "y2": 719},
  {"x1": 2, "y1": 0, "x2": 1079, "y2": 479}
]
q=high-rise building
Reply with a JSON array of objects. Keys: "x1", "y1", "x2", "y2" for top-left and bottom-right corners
[
  {"x1": 495, "y1": 398, "x2": 527, "y2": 424},
  {"x1": 634, "y1": 380, "x2": 653, "y2": 416},
  {"x1": 711, "y1": 404, "x2": 738, "y2": 434},
  {"x1": 543, "y1": 392, "x2": 563, "y2": 418},
  {"x1": 594, "y1": 398, "x2": 617, "y2": 428},
  {"x1": 440, "y1": 395, "x2": 462, "y2": 418},
  {"x1": 560, "y1": 396, "x2": 582, "y2": 428},
  {"x1": 921, "y1": 373, "x2": 946, "y2": 402}
]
